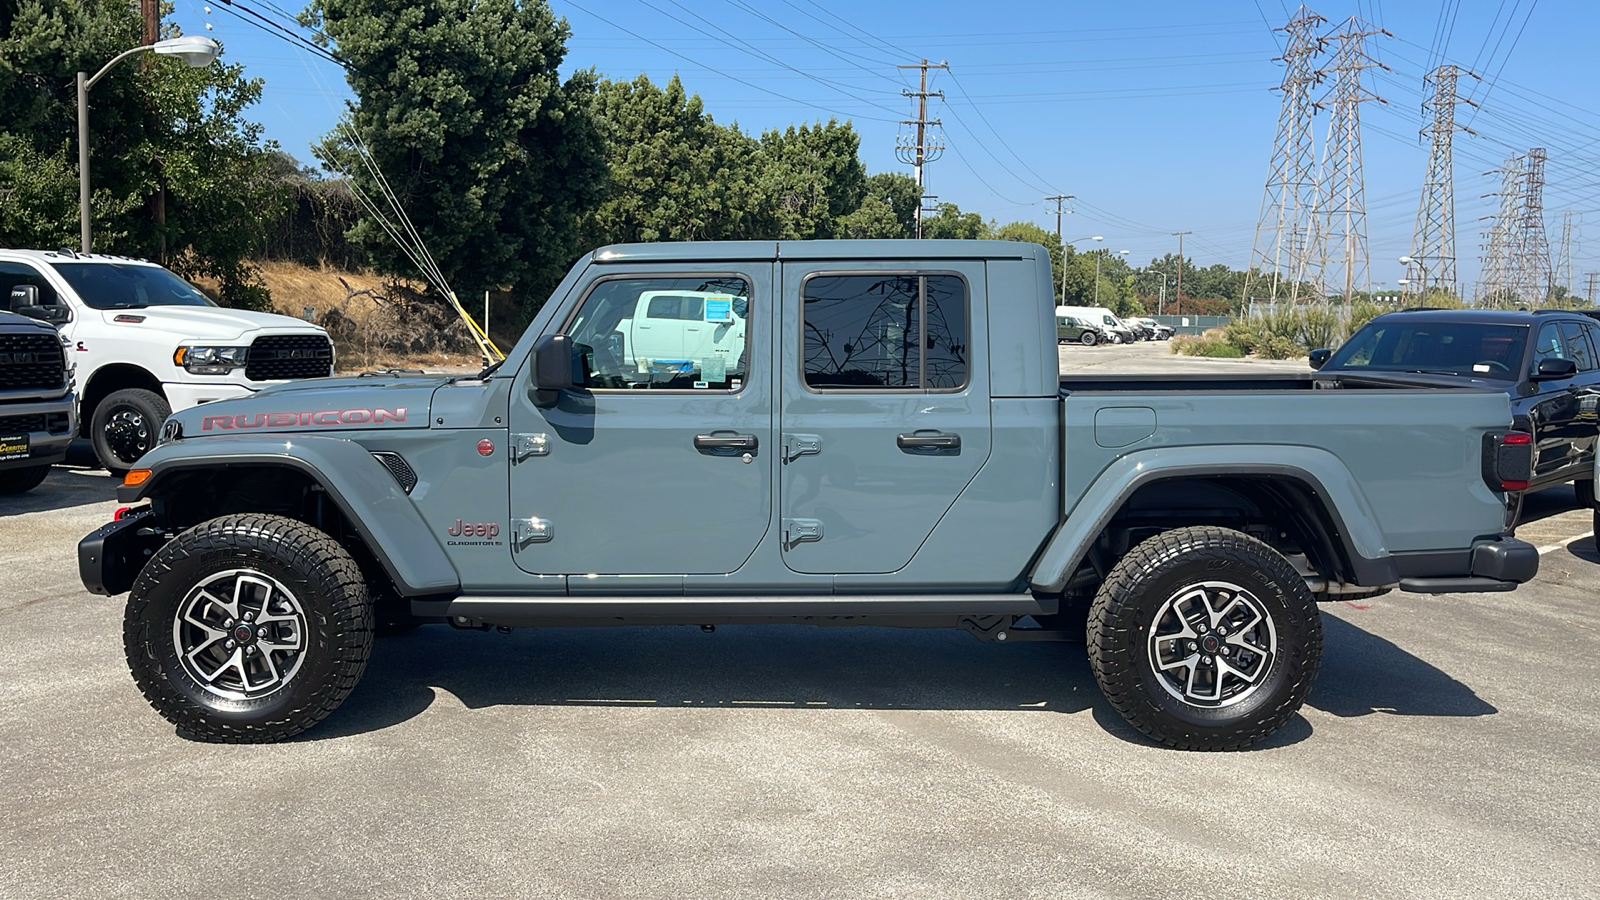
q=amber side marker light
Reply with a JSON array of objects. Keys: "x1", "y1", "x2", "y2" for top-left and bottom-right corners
[{"x1": 123, "y1": 469, "x2": 152, "y2": 487}]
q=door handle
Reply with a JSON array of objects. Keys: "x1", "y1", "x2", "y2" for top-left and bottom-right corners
[
  {"x1": 694, "y1": 432, "x2": 758, "y2": 454},
  {"x1": 897, "y1": 431, "x2": 961, "y2": 452}
]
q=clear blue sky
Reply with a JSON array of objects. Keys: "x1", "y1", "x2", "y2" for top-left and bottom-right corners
[{"x1": 168, "y1": 0, "x2": 1599, "y2": 292}]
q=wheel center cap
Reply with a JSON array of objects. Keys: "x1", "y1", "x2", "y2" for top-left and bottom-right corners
[
  {"x1": 232, "y1": 624, "x2": 255, "y2": 645},
  {"x1": 1199, "y1": 633, "x2": 1223, "y2": 654}
]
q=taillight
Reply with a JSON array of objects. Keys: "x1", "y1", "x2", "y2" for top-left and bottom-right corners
[{"x1": 1483, "y1": 431, "x2": 1533, "y2": 492}]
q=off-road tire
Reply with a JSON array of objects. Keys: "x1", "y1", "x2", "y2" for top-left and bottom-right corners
[
  {"x1": 0, "y1": 464, "x2": 51, "y2": 495},
  {"x1": 1088, "y1": 526, "x2": 1322, "y2": 751},
  {"x1": 91, "y1": 387, "x2": 170, "y2": 474},
  {"x1": 123, "y1": 514, "x2": 372, "y2": 743},
  {"x1": 1080, "y1": 331, "x2": 1097, "y2": 346}
]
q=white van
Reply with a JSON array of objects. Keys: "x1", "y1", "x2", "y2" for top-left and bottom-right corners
[{"x1": 1056, "y1": 305, "x2": 1135, "y2": 344}]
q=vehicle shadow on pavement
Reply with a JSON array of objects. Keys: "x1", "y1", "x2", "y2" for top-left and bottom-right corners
[
  {"x1": 303, "y1": 625, "x2": 1114, "y2": 742},
  {"x1": 0, "y1": 465, "x2": 117, "y2": 518},
  {"x1": 1307, "y1": 615, "x2": 1496, "y2": 718},
  {"x1": 1563, "y1": 536, "x2": 1599, "y2": 563}
]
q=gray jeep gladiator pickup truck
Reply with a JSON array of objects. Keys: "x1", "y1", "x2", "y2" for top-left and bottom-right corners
[
  {"x1": 1, "y1": 308, "x2": 74, "y2": 494},
  {"x1": 80, "y1": 240, "x2": 1538, "y2": 749}
]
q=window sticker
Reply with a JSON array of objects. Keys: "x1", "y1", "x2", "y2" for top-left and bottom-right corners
[
  {"x1": 703, "y1": 295, "x2": 734, "y2": 324},
  {"x1": 701, "y1": 355, "x2": 727, "y2": 382},
  {"x1": 693, "y1": 380, "x2": 709, "y2": 389}
]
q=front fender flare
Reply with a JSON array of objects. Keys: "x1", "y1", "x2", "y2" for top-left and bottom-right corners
[
  {"x1": 1029, "y1": 445, "x2": 1392, "y2": 593},
  {"x1": 120, "y1": 435, "x2": 460, "y2": 596}
]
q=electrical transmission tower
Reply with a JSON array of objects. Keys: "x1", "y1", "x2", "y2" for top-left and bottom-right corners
[
  {"x1": 1312, "y1": 17, "x2": 1389, "y2": 303},
  {"x1": 1556, "y1": 210, "x2": 1574, "y2": 296},
  {"x1": 1479, "y1": 154, "x2": 1525, "y2": 307},
  {"x1": 1243, "y1": 6, "x2": 1326, "y2": 308},
  {"x1": 1407, "y1": 65, "x2": 1478, "y2": 300},
  {"x1": 896, "y1": 59, "x2": 948, "y2": 239},
  {"x1": 1510, "y1": 148, "x2": 1554, "y2": 306}
]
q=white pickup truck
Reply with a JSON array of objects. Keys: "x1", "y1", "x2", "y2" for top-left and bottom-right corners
[{"x1": 0, "y1": 249, "x2": 334, "y2": 471}]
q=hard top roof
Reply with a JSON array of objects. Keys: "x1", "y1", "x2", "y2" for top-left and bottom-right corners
[
  {"x1": 1375, "y1": 307, "x2": 1593, "y2": 325},
  {"x1": 590, "y1": 239, "x2": 1047, "y2": 264}
]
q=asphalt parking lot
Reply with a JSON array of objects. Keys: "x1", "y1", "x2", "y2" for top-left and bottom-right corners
[{"x1": 3, "y1": 343, "x2": 1598, "y2": 899}]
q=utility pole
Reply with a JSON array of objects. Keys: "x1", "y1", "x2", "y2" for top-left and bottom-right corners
[
  {"x1": 896, "y1": 59, "x2": 948, "y2": 239},
  {"x1": 1243, "y1": 5, "x2": 1326, "y2": 307},
  {"x1": 1045, "y1": 194, "x2": 1074, "y2": 301},
  {"x1": 1173, "y1": 231, "x2": 1192, "y2": 315},
  {"x1": 1312, "y1": 17, "x2": 1390, "y2": 304},
  {"x1": 1408, "y1": 64, "x2": 1478, "y2": 300}
]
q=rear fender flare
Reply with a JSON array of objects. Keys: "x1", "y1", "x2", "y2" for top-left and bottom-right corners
[
  {"x1": 1029, "y1": 445, "x2": 1392, "y2": 593},
  {"x1": 120, "y1": 435, "x2": 460, "y2": 596}
]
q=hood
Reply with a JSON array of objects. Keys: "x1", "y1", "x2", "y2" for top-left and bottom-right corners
[
  {"x1": 99, "y1": 305, "x2": 326, "y2": 342},
  {"x1": 168, "y1": 377, "x2": 444, "y2": 437}
]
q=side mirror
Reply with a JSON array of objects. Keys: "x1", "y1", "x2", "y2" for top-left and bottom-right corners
[
  {"x1": 1309, "y1": 348, "x2": 1332, "y2": 370},
  {"x1": 9, "y1": 285, "x2": 70, "y2": 325},
  {"x1": 1534, "y1": 357, "x2": 1578, "y2": 380},
  {"x1": 530, "y1": 333, "x2": 580, "y2": 406}
]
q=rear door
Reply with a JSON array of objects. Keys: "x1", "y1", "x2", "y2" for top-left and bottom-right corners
[{"x1": 777, "y1": 262, "x2": 991, "y2": 575}]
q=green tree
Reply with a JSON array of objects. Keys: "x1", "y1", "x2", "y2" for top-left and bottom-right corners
[
  {"x1": 305, "y1": 0, "x2": 605, "y2": 314},
  {"x1": 582, "y1": 74, "x2": 754, "y2": 246},
  {"x1": 744, "y1": 120, "x2": 866, "y2": 239},
  {"x1": 0, "y1": 0, "x2": 284, "y2": 307},
  {"x1": 921, "y1": 201, "x2": 990, "y2": 240}
]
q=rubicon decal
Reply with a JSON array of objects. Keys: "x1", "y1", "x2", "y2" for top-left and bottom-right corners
[{"x1": 201, "y1": 407, "x2": 406, "y2": 431}]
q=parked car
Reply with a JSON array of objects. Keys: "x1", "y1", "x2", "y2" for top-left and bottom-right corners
[
  {"x1": 0, "y1": 249, "x2": 335, "y2": 472},
  {"x1": 1311, "y1": 307, "x2": 1600, "y2": 523},
  {"x1": 87, "y1": 240, "x2": 1537, "y2": 750},
  {"x1": 1057, "y1": 305, "x2": 1135, "y2": 344},
  {"x1": 0, "y1": 308, "x2": 75, "y2": 494},
  {"x1": 1056, "y1": 314, "x2": 1108, "y2": 346},
  {"x1": 1136, "y1": 317, "x2": 1175, "y2": 341}
]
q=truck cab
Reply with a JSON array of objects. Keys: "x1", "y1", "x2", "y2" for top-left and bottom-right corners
[{"x1": 0, "y1": 249, "x2": 334, "y2": 471}]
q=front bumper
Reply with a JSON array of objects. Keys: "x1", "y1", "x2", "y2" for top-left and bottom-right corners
[
  {"x1": 0, "y1": 395, "x2": 76, "y2": 471},
  {"x1": 78, "y1": 509, "x2": 160, "y2": 596}
]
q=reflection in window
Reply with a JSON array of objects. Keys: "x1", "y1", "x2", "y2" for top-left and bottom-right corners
[
  {"x1": 802, "y1": 274, "x2": 967, "y2": 390},
  {"x1": 563, "y1": 276, "x2": 750, "y2": 390}
]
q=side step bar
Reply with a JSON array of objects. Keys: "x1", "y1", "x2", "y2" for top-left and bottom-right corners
[{"x1": 429, "y1": 593, "x2": 1052, "y2": 627}]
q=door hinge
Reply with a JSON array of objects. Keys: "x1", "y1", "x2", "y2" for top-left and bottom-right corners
[
  {"x1": 513, "y1": 433, "x2": 550, "y2": 462},
  {"x1": 782, "y1": 433, "x2": 822, "y2": 462},
  {"x1": 782, "y1": 518, "x2": 824, "y2": 547},
  {"x1": 512, "y1": 517, "x2": 554, "y2": 549}
]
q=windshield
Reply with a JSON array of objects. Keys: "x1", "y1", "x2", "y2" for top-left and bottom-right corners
[
  {"x1": 51, "y1": 262, "x2": 215, "y2": 310},
  {"x1": 1326, "y1": 319, "x2": 1528, "y2": 381}
]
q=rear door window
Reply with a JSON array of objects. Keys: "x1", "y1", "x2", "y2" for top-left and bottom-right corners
[{"x1": 1559, "y1": 321, "x2": 1597, "y2": 371}]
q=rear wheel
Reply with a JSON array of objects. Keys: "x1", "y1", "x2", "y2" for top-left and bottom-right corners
[
  {"x1": 1576, "y1": 479, "x2": 1595, "y2": 509},
  {"x1": 91, "y1": 388, "x2": 170, "y2": 474},
  {"x1": 123, "y1": 514, "x2": 372, "y2": 742},
  {"x1": 1080, "y1": 331, "x2": 1097, "y2": 347},
  {"x1": 1088, "y1": 526, "x2": 1322, "y2": 751},
  {"x1": 0, "y1": 464, "x2": 51, "y2": 495}
]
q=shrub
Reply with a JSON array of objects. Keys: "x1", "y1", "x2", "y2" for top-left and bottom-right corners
[
  {"x1": 1222, "y1": 318, "x2": 1263, "y2": 354},
  {"x1": 1255, "y1": 334, "x2": 1304, "y2": 359},
  {"x1": 1171, "y1": 329, "x2": 1244, "y2": 358}
]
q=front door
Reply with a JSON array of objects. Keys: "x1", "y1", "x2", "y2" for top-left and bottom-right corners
[
  {"x1": 777, "y1": 263, "x2": 991, "y2": 575},
  {"x1": 508, "y1": 266, "x2": 773, "y2": 576}
]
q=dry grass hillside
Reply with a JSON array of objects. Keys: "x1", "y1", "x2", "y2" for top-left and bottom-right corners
[{"x1": 210, "y1": 262, "x2": 505, "y2": 371}]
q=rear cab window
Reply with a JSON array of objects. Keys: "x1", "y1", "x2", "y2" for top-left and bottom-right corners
[{"x1": 800, "y1": 273, "x2": 969, "y2": 391}]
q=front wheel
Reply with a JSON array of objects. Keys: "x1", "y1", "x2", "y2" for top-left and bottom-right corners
[
  {"x1": 1080, "y1": 331, "x2": 1097, "y2": 347},
  {"x1": 91, "y1": 388, "x2": 170, "y2": 474},
  {"x1": 1088, "y1": 526, "x2": 1322, "y2": 751},
  {"x1": 123, "y1": 514, "x2": 373, "y2": 742}
]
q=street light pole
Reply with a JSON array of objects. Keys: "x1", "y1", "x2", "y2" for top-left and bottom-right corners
[
  {"x1": 1068, "y1": 235, "x2": 1103, "y2": 305},
  {"x1": 76, "y1": 36, "x2": 220, "y2": 253}
]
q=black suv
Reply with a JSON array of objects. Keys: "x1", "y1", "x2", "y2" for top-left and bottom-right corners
[{"x1": 1311, "y1": 308, "x2": 1600, "y2": 518}]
